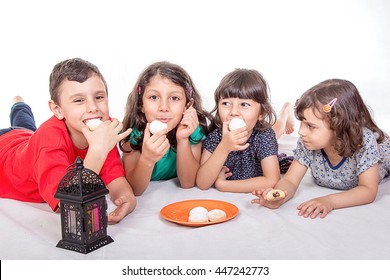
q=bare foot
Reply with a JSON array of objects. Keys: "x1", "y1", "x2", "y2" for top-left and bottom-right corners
[
  {"x1": 273, "y1": 102, "x2": 295, "y2": 139},
  {"x1": 12, "y1": 95, "x2": 24, "y2": 104},
  {"x1": 282, "y1": 103, "x2": 295, "y2": 135}
]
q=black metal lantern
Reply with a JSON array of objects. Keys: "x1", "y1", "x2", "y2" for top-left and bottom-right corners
[{"x1": 54, "y1": 157, "x2": 113, "y2": 254}]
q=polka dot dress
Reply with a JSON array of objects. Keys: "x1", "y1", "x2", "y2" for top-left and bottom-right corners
[{"x1": 202, "y1": 128, "x2": 292, "y2": 180}]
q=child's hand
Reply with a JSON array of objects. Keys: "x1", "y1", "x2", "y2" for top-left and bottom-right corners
[
  {"x1": 220, "y1": 121, "x2": 249, "y2": 152},
  {"x1": 141, "y1": 123, "x2": 170, "y2": 165},
  {"x1": 215, "y1": 166, "x2": 232, "y2": 191},
  {"x1": 251, "y1": 189, "x2": 287, "y2": 209},
  {"x1": 108, "y1": 195, "x2": 135, "y2": 224},
  {"x1": 176, "y1": 106, "x2": 198, "y2": 141},
  {"x1": 83, "y1": 118, "x2": 131, "y2": 152},
  {"x1": 297, "y1": 196, "x2": 334, "y2": 219}
]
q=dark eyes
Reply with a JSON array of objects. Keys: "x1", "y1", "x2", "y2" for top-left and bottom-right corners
[
  {"x1": 220, "y1": 101, "x2": 251, "y2": 107},
  {"x1": 73, "y1": 95, "x2": 105, "y2": 103},
  {"x1": 148, "y1": 95, "x2": 181, "y2": 101}
]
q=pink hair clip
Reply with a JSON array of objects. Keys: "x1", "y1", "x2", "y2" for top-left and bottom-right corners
[
  {"x1": 323, "y1": 98, "x2": 337, "y2": 113},
  {"x1": 138, "y1": 86, "x2": 142, "y2": 95}
]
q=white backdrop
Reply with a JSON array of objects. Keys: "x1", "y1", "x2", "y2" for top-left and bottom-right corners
[{"x1": 1, "y1": 0, "x2": 389, "y2": 133}]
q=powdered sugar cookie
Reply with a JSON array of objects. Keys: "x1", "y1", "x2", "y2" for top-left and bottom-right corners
[
  {"x1": 86, "y1": 119, "x2": 103, "y2": 131},
  {"x1": 207, "y1": 209, "x2": 227, "y2": 222},
  {"x1": 149, "y1": 120, "x2": 168, "y2": 134},
  {"x1": 189, "y1": 206, "x2": 208, "y2": 216},
  {"x1": 228, "y1": 117, "x2": 246, "y2": 131},
  {"x1": 188, "y1": 212, "x2": 209, "y2": 222}
]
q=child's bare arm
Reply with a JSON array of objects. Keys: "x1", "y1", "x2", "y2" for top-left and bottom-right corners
[
  {"x1": 196, "y1": 148, "x2": 229, "y2": 190},
  {"x1": 196, "y1": 122, "x2": 249, "y2": 190},
  {"x1": 176, "y1": 107, "x2": 202, "y2": 188},
  {"x1": 176, "y1": 140, "x2": 202, "y2": 188},
  {"x1": 123, "y1": 124, "x2": 169, "y2": 195},
  {"x1": 123, "y1": 148, "x2": 154, "y2": 195},
  {"x1": 215, "y1": 155, "x2": 280, "y2": 193},
  {"x1": 252, "y1": 160, "x2": 307, "y2": 208},
  {"x1": 106, "y1": 177, "x2": 136, "y2": 224},
  {"x1": 297, "y1": 164, "x2": 379, "y2": 218}
]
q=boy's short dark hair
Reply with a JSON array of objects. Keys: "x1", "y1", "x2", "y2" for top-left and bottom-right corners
[{"x1": 49, "y1": 58, "x2": 108, "y2": 103}]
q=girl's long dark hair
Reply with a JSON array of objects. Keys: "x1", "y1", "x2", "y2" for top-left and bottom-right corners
[{"x1": 120, "y1": 61, "x2": 213, "y2": 153}]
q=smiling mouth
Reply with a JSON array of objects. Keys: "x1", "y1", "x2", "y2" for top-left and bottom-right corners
[{"x1": 83, "y1": 117, "x2": 102, "y2": 124}]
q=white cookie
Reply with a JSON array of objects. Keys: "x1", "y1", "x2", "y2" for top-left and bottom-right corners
[
  {"x1": 188, "y1": 212, "x2": 209, "y2": 223},
  {"x1": 149, "y1": 120, "x2": 168, "y2": 134},
  {"x1": 265, "y1": 189, "x2": 286, "y2": 201},
  {"x1": 228, "y1": 118, "x2": 246, "y2": 131},
  {"x1": 207, "y1": 209, "x2": 227, "y2": 222},
  {"x1": 189, "y1": 206, "x2": 208, "y2": 216},
  {"x1": 86, "y1": 119, "x2": 103, "y2": 131}
]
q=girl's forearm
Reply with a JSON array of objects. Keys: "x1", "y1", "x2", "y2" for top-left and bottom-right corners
[
  {"x1": 126, "y1": 156, "x2": 154, "y2": 195},
  {"x1": 326, "y1": 185, "x2": 378, "y2": 210},
  {"x1": 216, "y1": 176, "x2": 278, "y2": 193},
  {"x1": 274, "y1": 177, "x2": 299, "y2": 202},
  {"x1": 176, "y1": 140, "x2": 199, "y2": 188},
  {"x1": 196, "y1": 148, "x2": 229, "y2": 190}
]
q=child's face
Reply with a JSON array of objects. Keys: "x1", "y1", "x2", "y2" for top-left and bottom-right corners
[
  {"x1": 142, "y1": 75, "x2": 187, "y2": 132},
  {"x1": 298, "y1": 108, "x2": 335, "y2": 150},
  {"x1": 52, "y1": 74, "x2": 109, "y2": 136},
  {"x1": 218, "y1": 97, "x2": 261, "y2": 133}
]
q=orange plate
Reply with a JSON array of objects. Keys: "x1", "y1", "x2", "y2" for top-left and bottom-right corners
[{"x1": 160, "y1": 199, "x2": 239, "y2": 227}]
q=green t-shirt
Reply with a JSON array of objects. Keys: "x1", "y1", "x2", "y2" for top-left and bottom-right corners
[{"x1": 129, "y1": 126, "x2": 205, "y2": 180}]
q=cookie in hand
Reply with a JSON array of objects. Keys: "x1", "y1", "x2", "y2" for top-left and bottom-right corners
[{"x1": 265, "y1": 189, "x2": 286, "y2": 201}]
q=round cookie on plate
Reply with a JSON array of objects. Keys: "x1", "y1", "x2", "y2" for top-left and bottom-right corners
[
  {"x1": 188, "y1": 212, "x2": 209, "y2": 223},
  {"x1": 207, "y1": 209, "x2": 227, "y2": 222}
]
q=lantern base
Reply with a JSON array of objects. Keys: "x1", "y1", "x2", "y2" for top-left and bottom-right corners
[{"x1": 56, "y1": 236, "x2": 114, "y2": 254}]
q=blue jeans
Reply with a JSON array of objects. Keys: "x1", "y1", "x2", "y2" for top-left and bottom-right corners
[{"x1": 0, "y1": 102, "x2": 37, "y2": 136}]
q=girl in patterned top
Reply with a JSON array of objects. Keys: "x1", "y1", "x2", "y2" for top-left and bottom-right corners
[
  {"x1": 252, "y1": 79, "x2": 390, "y2": 218},
  {"x1": 196, "y1": 68, "x2": 294, "y2": 192},
  {"x1": 120, "y1": 61, "x2": 212, "y2": 195}
]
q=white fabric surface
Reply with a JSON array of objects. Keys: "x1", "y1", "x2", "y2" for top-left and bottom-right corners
[{"x1": 1, "y1": 134, "x2": 390, "y2": 260}]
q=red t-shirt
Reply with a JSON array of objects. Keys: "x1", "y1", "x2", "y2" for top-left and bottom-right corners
[{"x1": 0, "y1": 116, "x2": 125, "y2": 211}]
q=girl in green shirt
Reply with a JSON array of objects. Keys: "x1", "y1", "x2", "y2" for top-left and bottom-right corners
[{"x1": 120, "y1": 61, "x2": 212, "y2": 195}]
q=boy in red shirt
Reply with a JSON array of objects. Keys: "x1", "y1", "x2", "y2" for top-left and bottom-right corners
[{"x1": 0, "y1": 58, "x2": 136, "y2": 224}]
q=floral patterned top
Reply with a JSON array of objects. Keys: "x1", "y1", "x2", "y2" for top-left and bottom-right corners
[{"x1": 294, "y1": 128, "x2": 390, "y2": 190}]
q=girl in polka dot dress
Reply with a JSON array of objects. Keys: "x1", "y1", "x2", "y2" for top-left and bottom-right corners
[
  {"x1": 196, "y1": 68, "x2": 294, "y2": 192},
  {"x1": 252, "y1": 79, "x2": 390, "y2": 218}
]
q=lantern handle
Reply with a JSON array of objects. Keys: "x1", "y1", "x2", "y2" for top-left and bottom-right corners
[{"x1": 66, "y1": 156, "x2": 84, "y2": 171}]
